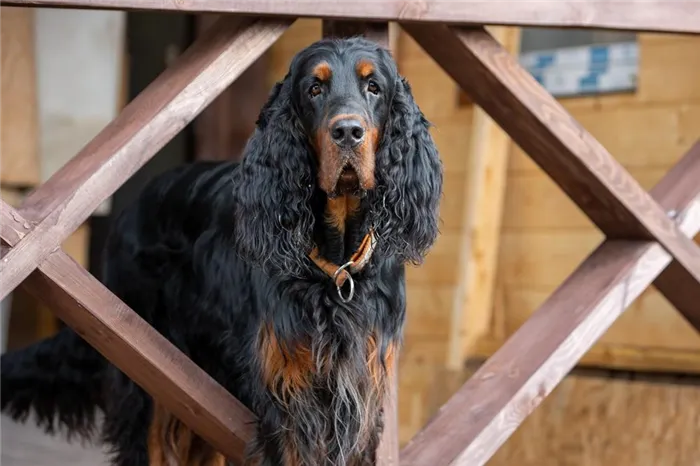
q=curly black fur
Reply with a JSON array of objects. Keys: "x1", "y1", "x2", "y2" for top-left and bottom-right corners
[{"x1": 1, "y1": 37, "x2": 442, "y2": 465}]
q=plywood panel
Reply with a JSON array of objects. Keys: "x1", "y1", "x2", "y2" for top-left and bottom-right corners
[
  {"x1": 505, "y1": 287, "x2": 700, "y2": 353},
  {"x1": 498, "y1": 231, "x2": 604, "y2": 289},
  {"x1": 1, "y1": 7, "x2": 40, "y2": 187},
  {"x1": 428, "y1": 110, "x2": 474, "y2": 174},
  {"x1": 404, "y1": 286, "x2": 452, "y2": 339},
  {"x1": 436, "y1": 172, "x2": 470, "y2": 231},
  {"x1": 488, "y1": 375, "x2": 700, "y2": 466},
  {"x1": 406, "y1": 232, "x2": 461, "y2": 286},
  {"x1": 502, "y1": 168, "x2": 670, "y2": 230},
  {"x1": 509, "y1": 104, "x2": 700, "y2": 172}
]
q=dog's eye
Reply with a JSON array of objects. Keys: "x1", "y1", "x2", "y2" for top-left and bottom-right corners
[
  {"x1": 367, "y1": 80, "x2": 380, "y2": 95},
  {"x1": 309, "y1": 83, "x2": 322, "y2": 97}
]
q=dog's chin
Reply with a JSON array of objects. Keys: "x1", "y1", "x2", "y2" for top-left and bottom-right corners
[{"x1": 328, "y1": 166, "x2": 366, "y2": 199}]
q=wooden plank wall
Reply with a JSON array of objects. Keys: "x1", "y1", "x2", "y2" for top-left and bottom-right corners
[
  {"x1": 489, "y1": 373, "x2": 700, "y2": 466},
  {"x1": 480, "y1": 33, "x2": 700, "y2": 374}
]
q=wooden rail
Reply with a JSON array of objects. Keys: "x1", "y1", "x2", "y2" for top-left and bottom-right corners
[
  {"x1": 3, "y1": 0, "x2": 700, "y2": 33},
  {"x1": 1, "y1": 203, "x2": 257, "y2": 463},
  {"x1": 0, "y1": 16, "x2": 292, "y2": 301},
  {"x1": 402, "y1": 23, "x2": 700, "y2": 328},
  {"x1": 399, "y1": 141, "x2": 700, "y2": 465},
  {"x1": 0, "y1": 15, "x2": 288, "y2": 463},
  {"x1": 2, "y1": 2, "x2": 700, "y2": 466}
]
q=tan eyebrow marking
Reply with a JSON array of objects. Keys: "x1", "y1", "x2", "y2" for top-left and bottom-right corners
[
  {"x1": 356, "y1": 59, "x2": 374, "y2": 78},
  {"x1": 313, "y1": 61, "x2": 332, "y2": 81}
]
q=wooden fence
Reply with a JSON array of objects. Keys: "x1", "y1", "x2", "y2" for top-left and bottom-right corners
[{"x1": 1, "y1": 1, "x2": 699, "y2": 464}]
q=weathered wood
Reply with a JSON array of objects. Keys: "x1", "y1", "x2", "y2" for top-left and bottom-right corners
[
  {"x1": 402, "y1": 24, "x2": 700, "y2": 317},
  {"x1": 0, "y1": 202, "x2": 257, "y2": 463},
  {"x1": 3, "y1": 0, "x2": 700, "y2": 34},
  {"x1": 652, "y1": 141, "x2": 700, "y2": 331},
  {"x1": 0, "y1": 16, "x2": 292, "y2": 301},
  {"x1": 399, "y1": 142, "x2": 700, "y2": 466}
]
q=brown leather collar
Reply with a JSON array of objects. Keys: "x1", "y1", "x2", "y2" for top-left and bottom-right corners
[{"x1": 309, "y1": 228, "x2": 376, "y2": 301}]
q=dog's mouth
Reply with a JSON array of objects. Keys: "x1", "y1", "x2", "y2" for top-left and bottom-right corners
[{"x1": 330, "y1": 165, "x2": 361, "y2": 197}]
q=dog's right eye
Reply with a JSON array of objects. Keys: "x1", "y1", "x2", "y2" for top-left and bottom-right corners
[{"x1": 309, "y1": 83, "x2": 322, "y2": 97}]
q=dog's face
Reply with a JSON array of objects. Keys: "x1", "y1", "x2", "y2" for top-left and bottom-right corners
[
  {"x1": 235, "y1": 37, "x2": 443, "y2": 275},
  {"x1": 292, "y1": 42, "x2": 395, "y2": 198}
]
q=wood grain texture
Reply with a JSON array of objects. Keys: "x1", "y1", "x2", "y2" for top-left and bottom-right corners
[
  {"x1": 1, "y1": 7, "x2": 40, "y2": 187},
  {"x1": 3, "y1": 0, "x2": 700, "y2": 33},
  {"x1": 398, "y1": 144, "x2": 700, "y2": 466},
  {"x1": 0, "y1": 16, "x2": 291, "y2": 301},
  {"x1": 0, "y1": 202, "x2": 256, "y2": 464},
  {"x1": 488, "y1": 374, "x2": 700, "y2": 466},
  {"x1": 651, "y1": 141, "x2": 700, "y2": 330},
  {"x1": 402, "y1": 24, "x2": 700, "y2": 322},
  {"x1": 470, "y1": 335, "x2": 700, "y2": 376}
]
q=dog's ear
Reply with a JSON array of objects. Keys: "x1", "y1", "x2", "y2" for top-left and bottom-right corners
[
  {"x1": 232, "y1": 76, "x2": 315, "y2": 276},
  {"x1": 371, "y1": 76, "x2": 443, "y2": 265}
]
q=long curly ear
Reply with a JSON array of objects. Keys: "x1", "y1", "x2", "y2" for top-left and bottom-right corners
[
  {"x1": 370, "y1": 76, "x2": 444, "y2": 265},
  {"x1": 232, "y1": 77, "x2": 315, "y2": 276}
]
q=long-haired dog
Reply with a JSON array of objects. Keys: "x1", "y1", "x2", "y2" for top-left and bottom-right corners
[{"x1": 1, "y1": 36, "x2": 442, "y2": 465}]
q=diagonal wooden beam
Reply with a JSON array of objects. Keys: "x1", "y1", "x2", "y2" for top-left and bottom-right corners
[
  {"x1": 399, "y1": 142, "x2": 700, "y2": 466},
  {"x1": 3, "y1": 0, "x2": 700, "y2": 34},
  {"x1": 1, "y1": 201, "x2": 257, "y2": 463},
  {"x1": 0, "y1": 15, "x2": 292, "y2": 301},
  {"x1": 652, "y1": 142, "x2": 700, "y2": 330},
  {"x1": 401, "y1": 23, "x2": 700, "y2": 323}
]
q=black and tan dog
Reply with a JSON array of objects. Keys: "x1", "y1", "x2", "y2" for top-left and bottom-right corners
[{"x1": 1, "y1": 36, "x2": 443, "y2": 465}]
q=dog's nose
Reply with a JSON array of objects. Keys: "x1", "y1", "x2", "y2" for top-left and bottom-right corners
[{"x1": 330, "y1": 119, "x2": 365, "y2": 149}]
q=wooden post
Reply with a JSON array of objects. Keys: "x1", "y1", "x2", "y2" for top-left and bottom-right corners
[
  {"x1": 193, "y1": 14, "x2": 272, "y2": 162},
  {"x1": 446, "y1": 27, "x2": 520, "y2": 371}
]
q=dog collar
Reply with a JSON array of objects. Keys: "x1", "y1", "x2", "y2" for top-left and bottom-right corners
[{"x1": 308, "y1": 228, "x2": 377, "y2": 303}]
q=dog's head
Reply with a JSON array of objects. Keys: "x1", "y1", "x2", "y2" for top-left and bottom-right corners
[
  {"x1": 294, "y1": 41, "x2": 392, "y2": 197},
  {"x1": 233, "y1": 37, "x2": 443, "y2": 276}
]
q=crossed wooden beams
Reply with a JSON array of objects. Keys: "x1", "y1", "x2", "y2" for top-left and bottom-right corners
[{"x1": 1, "y1": 5, "x2": 700, "y2": 466}]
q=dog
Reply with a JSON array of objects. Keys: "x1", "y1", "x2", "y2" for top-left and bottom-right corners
[{"x1": 1, "y1": 36, "x2": 443, "y2": 465}]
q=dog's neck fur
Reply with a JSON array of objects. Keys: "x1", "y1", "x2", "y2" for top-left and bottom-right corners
[{"x1": 314, "y1": 192, "x2": 370, "y2": 266}]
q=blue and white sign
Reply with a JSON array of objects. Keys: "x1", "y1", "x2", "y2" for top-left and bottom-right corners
[{"x1": 519, "y1": 41, "x2": 639, "y2": 98}]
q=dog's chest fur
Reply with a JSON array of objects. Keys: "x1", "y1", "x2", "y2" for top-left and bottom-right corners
[{"x1": 251, "y1": 277, "x2": 398, "y2": 465}]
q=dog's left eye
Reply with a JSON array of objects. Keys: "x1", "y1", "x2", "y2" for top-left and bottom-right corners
[
  {"x1": 309, "y1": 83, "x2": 322, "y2": 97},
  {"x1": 367, "y1": 80, "x2": 380, "y2": 95}
]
